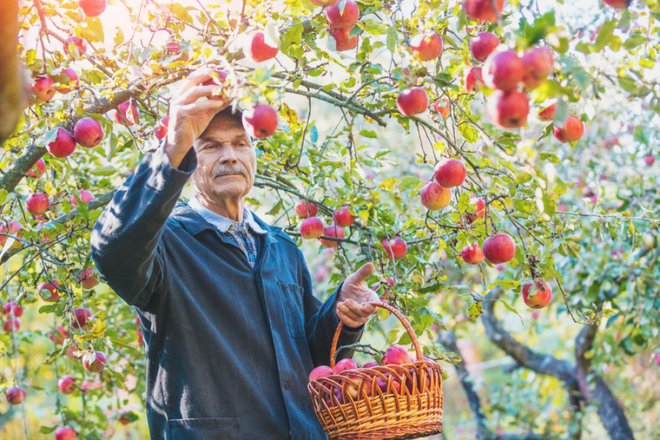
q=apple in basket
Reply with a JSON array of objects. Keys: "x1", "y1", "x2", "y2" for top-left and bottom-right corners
[
  {"x1": 343, "y1": 373, "x2": 365, "y2": 400},
  {"x1": 334, "y1": 358, "x2": 358, "y2": 373},
  {"x1": 332, "y1": 386, "x2": 344, "y2": 405},
  {"x1": 362, "y1": 361, "x2": 379, "y2": 368},
  {"x1": 308, "y1": 365, "x2": 334, "y2": 382},
  {"x1": 377, "y1": 373, "x2": 402, "y2": 394},
  {"x1": 382, "y1": 345, "x2": 412, "y2": 365}
]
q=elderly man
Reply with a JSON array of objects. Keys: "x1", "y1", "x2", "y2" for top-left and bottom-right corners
[{"x1": 90, "y1": 68, "x2": 380, "y2": 440}]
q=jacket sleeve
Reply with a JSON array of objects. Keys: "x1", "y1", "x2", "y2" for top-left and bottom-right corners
[
  {"x1": 90, "y1": 145, "x2": 197, "y2": 310},
  {"x1": 298, "y1": 249, "x2": 365, "y2": 366}
]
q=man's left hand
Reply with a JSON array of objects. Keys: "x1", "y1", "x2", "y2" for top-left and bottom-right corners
[{"x1": 337, "y1": 262, "x2": 380, "y2": 329}]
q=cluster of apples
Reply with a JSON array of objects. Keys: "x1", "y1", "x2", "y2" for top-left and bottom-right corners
[
  {"x1": 481, "y1": 46, "x2": 553, "y2": 129},
  {"x1": 31, "y1": 69, "x2": 106, "y2": 157},
  {"x1": 395, "y1": 30, "x2": 444, "y2": 117},
  {"x1": 2, "y1": 300, "x2": 23, "y2": 333},
  {"x1": 25, "y1": 187, "x2": 95, "y2": 220},
  {"x1": 297, "y1": 201, "x2": 355, "y2": 248},
  {"x1": 308, "y1": 345, "x2": 432, "y2": 406},
  {"x1": 311, "y1": 0, "x2": 361, "y2": 52}
]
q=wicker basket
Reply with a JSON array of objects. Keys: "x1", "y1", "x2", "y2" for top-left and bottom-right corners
[{"x1": 308, "y1": 301, "x2": 443, "y2": 440}]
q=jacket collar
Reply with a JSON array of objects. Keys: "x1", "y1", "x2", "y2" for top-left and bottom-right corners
[
  {"x1": 171, "y1": 200, "x2": 281, "y2": 244},
  {"x1": 188, "y1": 196, "x2": 267, "y2": 235}
]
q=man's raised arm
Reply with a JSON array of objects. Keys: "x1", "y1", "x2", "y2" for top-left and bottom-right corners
[{"x1": 90, "y1": 68, "x2": 230, "y2": 309}]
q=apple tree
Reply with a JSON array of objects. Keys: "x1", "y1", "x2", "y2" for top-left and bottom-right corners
[{"x1": 0, "y1": 0, "x2": 657, "y2": 438}]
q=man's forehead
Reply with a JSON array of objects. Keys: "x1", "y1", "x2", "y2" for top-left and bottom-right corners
[{"x1": 198, "y1": 119, "x2": 250, "y2": 143}]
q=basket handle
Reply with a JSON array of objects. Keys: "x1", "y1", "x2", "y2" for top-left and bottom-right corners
[{"x1": 329, "y1": 300, "x2": 423, "y2": 368}]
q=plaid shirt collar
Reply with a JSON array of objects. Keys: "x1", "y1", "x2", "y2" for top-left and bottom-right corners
[{"x1": 188, "y1": 196, "x2": 267, "y2": 236}]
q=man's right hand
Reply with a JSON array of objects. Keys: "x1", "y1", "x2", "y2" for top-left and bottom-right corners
[{"x1": 164, "y1": 68, "x2": 233, "y2": 168}]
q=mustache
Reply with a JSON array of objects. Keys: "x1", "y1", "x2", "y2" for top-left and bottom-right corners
[{"x1": 212, "y1": 164, "x2": 248, "y2": 178}]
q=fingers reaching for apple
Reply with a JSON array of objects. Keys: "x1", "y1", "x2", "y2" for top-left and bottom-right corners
[
  {"x1": 337, "y1": 262, "x2": 380, "y2": 328},
  {"x1": 164, "y1": 67, "x2": 233, "y2": 168}
]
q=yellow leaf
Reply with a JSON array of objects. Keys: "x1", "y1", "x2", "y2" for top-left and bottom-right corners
[{"x1": 379, "y1": 177, "x2": 399, "y2": 191}]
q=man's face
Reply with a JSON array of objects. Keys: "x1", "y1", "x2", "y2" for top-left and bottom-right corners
[{"x1": 191, "y1": 113, "x2": 256, "y2": 203}]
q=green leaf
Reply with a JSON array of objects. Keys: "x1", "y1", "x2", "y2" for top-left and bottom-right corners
[{"x1": 468, "y1": 301, "x2": 483, "y2": 320}]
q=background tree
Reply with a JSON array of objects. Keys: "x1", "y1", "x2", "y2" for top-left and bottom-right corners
[{"x1": 0, "y1": 0, "x2": 657, "y2": 439}]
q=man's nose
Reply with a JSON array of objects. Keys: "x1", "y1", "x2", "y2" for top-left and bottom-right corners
[{"x1": 218, "y1": 144, "x2": 238, "y2": 163}]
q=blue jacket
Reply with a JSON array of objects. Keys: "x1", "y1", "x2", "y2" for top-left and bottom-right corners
[{"x1": 90, "y1": 145, "x2": 364, "y2": 439}]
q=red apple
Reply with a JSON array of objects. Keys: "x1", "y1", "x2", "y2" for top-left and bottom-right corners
[
  {"x1": 77, "y1": 267, "x2": 99, "y2": 289},
  {"x1": 382, "y1": 345, "x2": 412, "y2": 365},
  {"x1": 603, "y1": 0, "x2": 630, "y2": 8},
  {"x1": 49, "y1": 325, "x2": 68, "y2": 345},
  {"x1": 333, "y1": 206, "x2": 355, "y2": 227},
  {"x1": 244, "y1": 31, "x2": 279, "y2": 62},
  {"x1": 461, "y1": 243, "x2": 485, "y2": 264},
  {"x1": 71, "y1": 189, "x2": 95, "y2": 207},
  {"x1": 47, "y1": 127, "x2": 77, "y2": 158},
  {"x1": 58, "y1": 375, "x2": 76, "y2": 394},
  {"x1": 27, "y1": 158, "x2": 46, "y2": 178},
  {"x1": 114, "y1": 100, "x2": 140, "y2": 126},
  {"x1": 3, "y1": 301, "x2": 23, "y2": 317},
  {"x1": 330, "y1": 27, "x2": 358, "y2": 52},
  {"x1": 334, "y1": 358, "x2": 359, "y2": 373},
  {"x1": 433, "y1": 99, "x2": 450, "y2": 119},
  {"x1": 242, "y1": 104, "x2": 278, "y2": 138},
  {"x1": 0, "y1": 221, "x2": 24, "y2": 248},
  {"x1": 79, "y1": 0, "x2": 106, "y2": 17},
  {"x1": 325, "y1": 0, "x2": 360, "y2": 29},
  {"x1": 55, "y1": 427, "x2": 77, "y2": 440},
  {"x1": 300, "y1": 217, "x2": 324, "y2": 239},
  {"x1": 538, "y1": 102, "x2": 557, "y2": 121},
  {"x1": 26, "y1": 193, "x2": 50, "y2": 216},
  {"x1": 166, "y1": 40, "x2": 181, "y2": 55},
  {"x1": 397, "y1": 87, "x2": 429, "y2": 116},
  {"x1": 420, "y1": 181, "x2": 451, "y2": 210},
  {"x1": 434, "y1": 159, "x2": 466, "y2": 188},
  {"x1": 410, "y1": 31, "x2": 443, "y2": 61},
  {"x1": 320, "y1": 226, "x2": 344, "y2": 248},
  {"x1": 482, "y1": 233, "x2": 516, "y2": 264},
  {"x1": 463, "y1": 0, "x2": 504, "y2": 23},
  {"x1": 486, "y1": 89, "x2": 530, "y2": 128},
  {"x1": 362, "y1": 361, "x2": 379, "y2": 368},
  {"x1": 295, "y1": 200, "x2": 318, "y2": 218},
  {"x1": 521, "y1": 47, "x2": 554, "y2": 90},
  {"x1": 464, "y1": 196, "x2": 486, "y2": 223},
  {"x1": 644, "y1": 154, "x2": 655, "y2": 166},
  {"x1": 553, "y1": 115, "x2": 584, "y2": 143},
  {"x1": 381, "y1": 237, "x2": 407, "y2": 260},
  {"x1": 71, "y1": 307, "x2": 92, "y2": 330},
  {"x1": 73, "y1": 117, "x2": 104, "y2": 147},
  {"x1": 55, "y1": 68, "x2": 80, "y2": 93},
  {"x1": 470, "y1": 32, "x2": 500, "y2": 62},
  {"x1": 39, "y1": 281, "x2": 61, "y2": 302},
  {"x1": 308, "y1": 365, "x2": 334, "y2": 382},
  {"x1": 63, "y1": 36, "x2": 87, "y2": 58},
  {"x1": 483, "y1": 50, "x2": 524, "y2": 92},
  {"x1": 522, "y1": 281, "x2": 553, "y2": 309},
  {"x1": 464, "y1": 66, "x2": 483, "y2": 92},
  {"x1": 5, "y1": 386, "x2": 26, "y2": 404},
  {"x1": 155, "y1": 117, "x2": 170, "y2": 140},
  {"x1": 82, "y1": 351, "x2": 107, "y2": 372},
  {"x1": 32, "y1": 76, "x2": 55, "y2": 102},
  {"x1": 3, "y1": 317, "x2": 20, "y2": 332}
]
